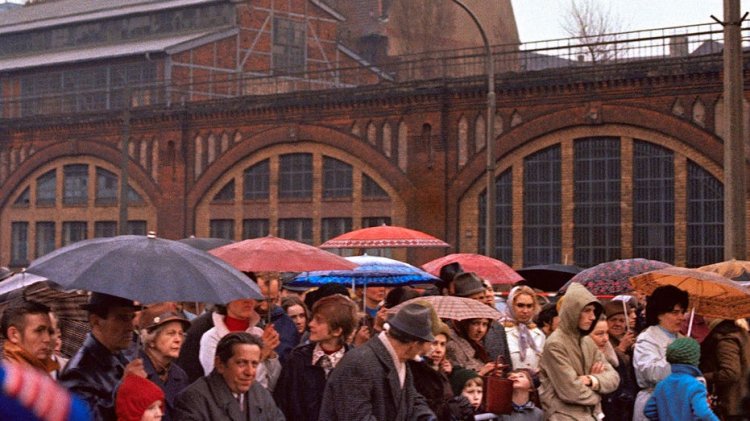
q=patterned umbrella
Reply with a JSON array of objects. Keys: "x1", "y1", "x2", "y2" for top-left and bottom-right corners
[
  {"x1": 387, "y1": 295, "x2": 502, "y2": 321},
  {"x1": 421, "y1": 253, "x2": 523, "y2": 285},
  {"x1": 630, "y1": 267, "x2": 750, "y2": 319},
  {"x1": 558, "y1": 258, "x2": 671, "y2": 296},
  {"x1": 320, "y1": 225, "x2": 449, "y2": 248},
  {"x1": 698, "y1": 259, "x2": 750, "y2": 283},
  {"x1": 288, "y1": 255, "x2": 438, "y2": 287}
]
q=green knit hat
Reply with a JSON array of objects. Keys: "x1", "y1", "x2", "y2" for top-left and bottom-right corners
[
  {"x1": 666, "y1": 337, "x2": 701, "y2": 367},
  {"x1": 449, "y1": 368, "x2": 481, "y2": 396}
]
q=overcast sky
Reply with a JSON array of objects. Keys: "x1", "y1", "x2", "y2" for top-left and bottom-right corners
[{"x1": 511, "y1": 0, "x2": 737, "y2": 43}]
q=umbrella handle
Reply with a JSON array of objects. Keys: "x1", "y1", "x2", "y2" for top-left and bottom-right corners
[
  {"x1": 687, "y1": 307, "x2": 696, "y2": 337},
  {"x1": 623, "y1": 300, "x2": 629, "y2": 333}
]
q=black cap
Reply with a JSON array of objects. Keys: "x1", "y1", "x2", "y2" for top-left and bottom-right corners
[{"x1": 81, "y1": 292, "x2": 138, "y2": 311}]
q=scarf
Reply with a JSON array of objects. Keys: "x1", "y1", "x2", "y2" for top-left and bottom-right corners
[
  {"x1": 3, "y1": 341, "x2": 59, "y2": 373},
  {"x1": 512, "y1": 400, "x2": 537, "y2": 413},
  {"x1": 506, "y1": 287, "x2": 539, "y2": 362}
]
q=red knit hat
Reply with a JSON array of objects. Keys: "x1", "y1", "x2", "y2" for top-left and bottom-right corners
[{"x1": 115, "y1": 374, "x2": 165, "y2": 421}]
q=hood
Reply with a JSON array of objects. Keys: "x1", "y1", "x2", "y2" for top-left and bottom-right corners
[{"x1": 558, "y1": 283, "x2": 602, "y2": 336}]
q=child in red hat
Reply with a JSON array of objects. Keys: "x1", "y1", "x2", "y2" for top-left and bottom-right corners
[{"x1": 115, "y1": 374, "x2": 165, "y2": 421}]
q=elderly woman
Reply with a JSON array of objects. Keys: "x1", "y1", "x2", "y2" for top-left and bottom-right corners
[
  {"x1": 632, "y1": 285, "x2": 688, "y2": 421},
  {"x1": 138, "y1": 306, "x2": 192, "y2": 421},
  {"x1": 503, "y1": 285, "x2": 545, "y2": 373},
  {"x1": 446, "y1": 317, "x2": 496, "y2": 375}
]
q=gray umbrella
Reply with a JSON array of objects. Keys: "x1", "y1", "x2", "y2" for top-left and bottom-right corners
[{"x1": 26, "y1": 234, "x2": 263, "y2": 304}]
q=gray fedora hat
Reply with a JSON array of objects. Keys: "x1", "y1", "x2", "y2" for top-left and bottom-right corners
[
  {"x1": 387, "y1": 302, "x2": 434, "y2": 342},
  {"x1": 452, "y1": 272, "x2": 486, "y2": 298}
]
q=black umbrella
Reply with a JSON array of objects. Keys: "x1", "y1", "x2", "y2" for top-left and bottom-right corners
[
  {"x1": 177, "y1": 236, "x2": 234, "y2": 252},
  {"x1": 26, "y1": 234, "x2": 263, "y2": 304},
  {"x1": 516, "y1": 264, "x2": 582, "y2": 292}
]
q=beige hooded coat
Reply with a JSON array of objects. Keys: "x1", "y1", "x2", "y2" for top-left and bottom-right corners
[{"x1": 538, "y1": 283, "x2": 620, "y2": 420}]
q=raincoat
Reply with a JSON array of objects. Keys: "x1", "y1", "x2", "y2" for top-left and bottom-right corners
[
  {"x1": 632, "y1": 325, "x2": 677, "y2": 421},
  {"x1": 538, "y1": 283, "x2": 619, "y2": 420}
]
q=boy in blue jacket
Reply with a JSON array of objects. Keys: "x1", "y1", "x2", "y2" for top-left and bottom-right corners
[{"x1": 644, "y1": 337, "x2": 718, "y2": 421}]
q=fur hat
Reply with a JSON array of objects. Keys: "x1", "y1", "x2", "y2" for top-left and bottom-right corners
[
  {"x1": 115, "y1": 374, "x2": 164, "y2": 421},
  {"x1": 666, "y1": 337, "x2": 701, "y2": 367}
]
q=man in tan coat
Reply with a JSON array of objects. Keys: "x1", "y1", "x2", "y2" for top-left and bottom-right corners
[{"x1": 539, "y1": 283, "x2": 620, "y2": 420}]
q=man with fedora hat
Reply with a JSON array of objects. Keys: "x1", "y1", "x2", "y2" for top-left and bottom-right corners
[
  {"x1": 60, "y1": 292, "x2": 146, "y2": 421},
  {"x1": 319, "y1": 302, "x2": 436, "y2": 421}
]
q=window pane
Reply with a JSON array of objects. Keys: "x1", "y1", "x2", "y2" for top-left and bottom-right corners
[
  {"x1": 272, "y1": 17, "x2": 306, "y2": 74},
  {"x1": 213, "y1": 180, "x2": 235, "y2": 202},
  {"x1": 573, "y1": 137, "x2": 621, "y2": 267},
  {"x1": 63, "y1": 164, "x2": 88, "y2": 205},
  {"x1": 62, "y1": 221, "x2": 87, "y2": 246},
  {"x1": 478, "y1": 169, "x2": 513, "y2": 264},
  {"x1": 127, "y1": 185, "x2": 144, "y2": 205},
  {"x1": 279, "y1": 154, "x2": 312, "y2": 199},
  {"x1": 322, "y1": 218, "x2": 352, "y2": 241},
  {"x1": 242, "y1": 219, "x2": 269, "y2": 239},
  {"x1": 127, "y1": 221, "x2": 147, "y2": 235},
  {"x1": 94, "y1": 221, "x2": 118, "y2": 238},
  {"x1": 362, "y1": 217, "x2": 391, "y2": 228},
  {"x1": 633, "y1": 141, "x2": 674, "y2": 263},
  {"x1": 96, "y1": 168, "x2": 118, "y2": 205},
  {"x1": 14, "y1": 187, "x2": 30, "y2": 207},
  {"x1": 11, "y1": 222, "x2": 29, "y2": 265},
  {"x1": 243, "y1": 160, "x2": 270, "y2": 200},
  {"x1": 35, "y1": 221, "x2": 55, "y2": 257},
  {"x1": 687, "y1": 161, "x2": 723, "y2": 267},
  {"x1": 523, "y1": 145, "x2": 561, "y2": 266},
  {"x1": 323, "y1": 157, "x2": 352, "y2": 198},
  {"x1": 362, "y1": 174, "x2": 388, "y2": 198},
  {"x1": 36, "y1": 170, "x2": 56, "y2": 206},
  {"x1": 278, "y1": 218, "x2": 313, "y2": 244},
  {"x1": 210, "y1": 219, "x2": 234, "y2": 240}
]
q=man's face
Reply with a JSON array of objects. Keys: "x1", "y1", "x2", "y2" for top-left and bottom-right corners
[
  {"x1": 578, "y1": 304, "x2": 597, "y2": 331},
  {"x1": 93, "y1": 306, "x2": 136, "y2": 352},
  {"x1": 9, "y1": 313, "x2": 52, "y2": 360},
  {"x1": 512, "y1": 293, "x2": 535, "y2": 324},
  {"x1": 364, "y1": 287, "x2": 385, "y2": 307},
  {"x1": 256, "y1": 279, "x2": 280, "y2": 315},
  {"x1": 607, "y1": 313, "x2": 628, "y2": 338},
  {"x1": 227, "y1": 299, "x2": 257, "y2": 321},
  {"x1": 308, "y1": 313, "x2": 341, "y2": 345},
  {"x1": 216, "y1": 343, "x2": 260, "y2": 394}
]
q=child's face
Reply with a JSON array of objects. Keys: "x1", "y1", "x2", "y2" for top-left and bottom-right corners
[
  {"x1": 462, "y1": 382, "x2": 482, "y2": 410},
  {"x1": 508, "y1": 371, "x2": 531, "y2": 391},
  {"x1": 141, "y1": 400, "x2": 163, "y2": 421},
  {"x1": 430, "y1": 333, "x2": 447, "y2": 363}
]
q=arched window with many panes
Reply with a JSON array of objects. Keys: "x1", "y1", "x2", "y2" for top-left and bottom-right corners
[
  {"x1": 687, "y1": 161, "x2": 723, "y2": 267},
  {"x1": 524, "y1": 145, "x2": 561, "y2": 266},
  {"x1": 243, "y1": 159, "x2": 269, "y2": 200},
  {"x1": 323, "y1": 157, "x2": 352, "y2": 198},
  {"x1": 479, "y1": 169, "x2": 513, "y2": 264},
  {"x1": 633, "y1": 140, "x2": 674, "y2": 262},
  {"x1": 279, "y1": 153, "x2": 312, "y2": 199}
]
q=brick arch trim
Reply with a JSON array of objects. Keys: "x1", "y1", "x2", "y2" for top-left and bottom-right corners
[
  {"x1": 187, "y1": 124, "x2": 416, "y2": 208},
  {"x1": 451, "y1": 104, "x2": 724, "y2": 201},
  {"x1": 0, "y1": 140, "x2": 161, "y2": 211}
]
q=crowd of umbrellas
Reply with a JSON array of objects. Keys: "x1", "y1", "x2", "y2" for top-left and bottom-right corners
[{"x1": 2, "y1": 224, "x2": 750, "y2": 352}]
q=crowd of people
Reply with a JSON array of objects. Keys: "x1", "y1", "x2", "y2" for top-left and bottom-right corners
[{"x1": 0, "y1": 263, "x2": 749, "y2": 421}]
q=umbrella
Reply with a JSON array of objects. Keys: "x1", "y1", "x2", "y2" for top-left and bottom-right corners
[
  {"x1": 26, "y1": 234, "x2": 263, "y2": 304},
  {"x1": 320, "y1": 225, "x2": 449, "y2": 249},
  {"x1": 209, "y1": 236, "x2": 357, "y2": 272},
  {"x1": 177, "y1": 236, "x2": 234, "y2": 252},
  {"x1": 630, "y1": 267, "x2": 750, "y2": 321},
  {"x1": 558, "y1": 258, "x2": 671, "y2": 296},
  {"x1": 288, "y1": 255, "x2": 439, "y2": 287},
  {"x1": 387, "y1": 295, "x2": 502, "y2": 321},
  {"x1": 516, "y1": 264, "x2": 582, "y2": 291},
  {"x1": 421, "y1": 253, "x2": 523, "y2": 286},
  {"x1": 698, "y1": 259, "x2": 750, "y2": 283}
]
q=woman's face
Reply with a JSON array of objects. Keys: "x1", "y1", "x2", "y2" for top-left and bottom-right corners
[
  {"x1": 151, "y1": 321, "x2": 185, "y2": 361},
  {"x1": 430, "y1": 333, "x2": 447, "y2": 363},
  {"x1": 658, "y1": 305, "x2": 686, "y2": 334},
  {"x1": 467, "y1": 319, "x2": 490, "y2": 342},
  {"x1": 286, "y1": 304, "x2": 307, "y2": 334},
  {"x1": 590, "y1": 320, "x2": 609, "y2": 350},
  {"x1": 607, "y1": 313, "x2": 628, "y2": 338},
  {"x1": 462, "y1": 382, "x2": 483, "y2": 410},
  {"x1": 140, "y1": 400, "x2": 163, "y2": 421},
  {"x1": 512, "y1": 293, "x2": 536, "y2": 324}
]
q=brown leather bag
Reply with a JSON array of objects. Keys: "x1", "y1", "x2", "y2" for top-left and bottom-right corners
[{"x1": 483, "y1": 357, "x2": 513, "y2": 415}]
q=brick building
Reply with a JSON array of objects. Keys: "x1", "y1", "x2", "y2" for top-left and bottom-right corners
[{"x1": 0, "y1": 0, "x2": 744, "y2": 270}]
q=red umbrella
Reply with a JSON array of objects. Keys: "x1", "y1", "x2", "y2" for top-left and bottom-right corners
[
  {"x1": 320, "y1": 225, "x2": 449, "y2": 249},
  {"x1": 209, "y1": 236, "x2": 358, "y2": 272},
  {"x1": 421, "y1": 253, "x2": 523, "y2": 285}
]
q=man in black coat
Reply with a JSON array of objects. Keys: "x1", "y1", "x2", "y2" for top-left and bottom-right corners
[
  {"x1": 59, "y1": 293, "x2": 145, "y2": 421},
  {"x1": 318, "y1": 303, "x2": 436, "y2": 421},
  {"x1": 173, "y1": 332, "x2": 284, "y2": 421}
]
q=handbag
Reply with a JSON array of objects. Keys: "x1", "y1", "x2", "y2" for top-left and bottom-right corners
[{"x1": 483, "y1": 356, "x2": 513, "y2": 415}]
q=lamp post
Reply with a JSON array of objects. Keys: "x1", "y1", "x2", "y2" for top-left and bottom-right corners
[{"x1": 451, "y1": 0, "x2": 496, "y2": 257}]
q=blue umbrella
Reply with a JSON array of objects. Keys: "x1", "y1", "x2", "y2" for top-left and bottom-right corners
[
  {"x1": 288, "y1": 255, "x2": 439, "y2": 287},
  {"x1": 26, "y1": 233, "x2": 263, "y2": 304}
]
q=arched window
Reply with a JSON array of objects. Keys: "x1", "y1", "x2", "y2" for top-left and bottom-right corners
[
  {"x1": 524, "y1": 145, "x2": 561, "y2": 266},
  {"x1": 479, "y1": 168, "x2": 512, "y2": 264},
  {"x1": 323, "y1": 157, "x2": 352, "y2": 198},
  {"x1": 687, "y1": 161, "x2": 723, "y2": 267},
  {"x1": 633, "y1": 141, "x2": 674, "y2": 263},
  {"x1": 243, "y1": 159, "x2": 270, "y2": 200},
  {"x1": 36, "y1": 169, "x2": 56, "y2": 206},
  {"x1": 279, "y1": 153, "x2": 312, "y2": 199},
  {"x1": 212, "y1": 180, "x2": 235, "y2": 202},
  {"x1": 63, "y1": 164, "x2": 88, "y2": 205}
]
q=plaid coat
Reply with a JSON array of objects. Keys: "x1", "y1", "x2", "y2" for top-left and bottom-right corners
[{"x1": 318, "y1": 335, "x2": 435, "y2": 421}]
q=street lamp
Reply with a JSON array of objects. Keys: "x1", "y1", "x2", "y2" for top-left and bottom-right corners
[{"x1": 451, "y1": 0, "x2": 496, "y2": 257}]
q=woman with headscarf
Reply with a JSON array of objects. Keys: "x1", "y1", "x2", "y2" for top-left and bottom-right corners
[
  {"x1": 446, "y1": 317, "x2": 496, "y2": 375},
  {"x1": 503, "y1": 286, "x2": 545, "y2": 373},
  {"x1": 632, "y1": 285, "x2": 689, "y2": 421}
]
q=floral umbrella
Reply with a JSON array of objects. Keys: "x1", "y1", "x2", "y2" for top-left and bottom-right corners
[
  {"x1": 558, "y1": 258, "x2": 671, "y2": 296},
  {"x1": 421, "y1": 253, "x2": 523, "y2": 286}
]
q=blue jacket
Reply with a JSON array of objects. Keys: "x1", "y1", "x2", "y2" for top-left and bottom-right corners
[
  {"x1": 141, "y1": 349, "x2": 190, "y2": 421},
  {"x1": 643, "y1": 364, "x2": 719, "y2": 421}
]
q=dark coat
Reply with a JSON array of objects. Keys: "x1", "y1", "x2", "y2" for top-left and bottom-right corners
[
  {"x1": 484, "y1": 320, "x2": 512, "y2": 365},
  {"x1": 141, "y1": 349, "x2": 191, "y2": 421},
  {"x1": 59, "y1": 333, "x2": 131, "y2": 421},
  {"x1": 601, "y1": 348, "x2": 637, "y2": 421},
  {"x1": 273, "y1": 342, "x2": 350, "y2": 421},
  {"x1": 700, "y1": 320, "x2": 750, "y2": 419},
  {"x1": 407, "y1": 359, "x2": 456, "y2": 421},
  {"x1": 257, "y1": 305, "x2": 300, "y2": 365},
  {"x1": 175, "y1": 310, "x2": 215, "y2": 384},
  {"x1": 173, "y1": 370, "x2": 285, "y2": 421},
  {"x1": 318, "y1": 335, "x2": 435, "y2": 421}
]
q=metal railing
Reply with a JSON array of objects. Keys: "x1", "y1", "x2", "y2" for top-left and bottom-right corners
[{"x1": 0, "y1": 22, "x2": 746, "y2": 120}]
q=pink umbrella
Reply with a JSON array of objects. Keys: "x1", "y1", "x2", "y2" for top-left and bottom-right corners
[
  {"x1": 320, "y1": 225, "x2": 449, "y2": 249},
  {"x1": 421, "y1": 253, "x2": 523, "y2": 285}
]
